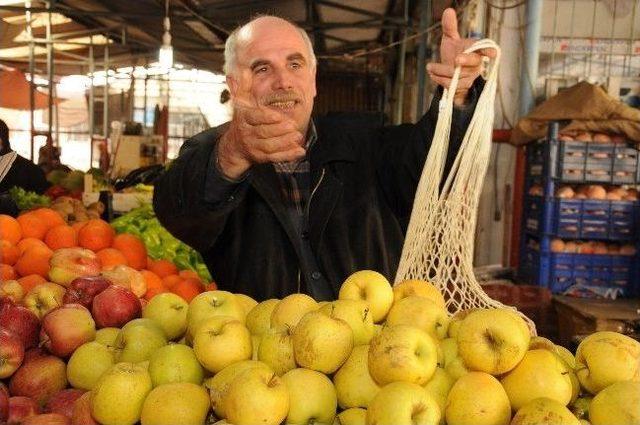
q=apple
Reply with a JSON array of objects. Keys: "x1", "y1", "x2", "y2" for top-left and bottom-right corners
[
  {"x1": 257, "y1": 327, "x2": 297, "y2": 376},
  {"x1": 62, "y1": 276, "x2": 110, "y2": 308},
  {"x1": 574, "y1": 331, "x2": 640, "y2": 394},
  {"x1": 386, "y1": 296, "x2": 449, "y2": 339},
  {"x1": 49, "y1": 248, "x2": 101, "y2": 287},
  {"x1": 40, "y1": 304, "x2": 96, "y2": 358},
  {"x1": 333, "y1": 345, "x2": 380, "y2": 409},
  {"x1": 447, "y1": 309, "x2": 478, "y2": 339},
  {"x1": 186, "y1": 290, "x2": 245, "y2": 340},
  {"x1": 90, "y1": 362, "x2": 152, "y2": 425},
  {"x1": 9, "y1": 355, "x2": 67, "y2": 407},
  {"x1": 282, "y1": 368, "x2": 337, "y2": 425},
  {"x1": 246, "y1": 298, "x2": 279, "y2": 335},
  {"x1": 23, "y1": 347, "x2": 48, "y2": 363},
  {"x1": 0, "y1": 280, "x2": 24, "y2": 303},
  {"x1": 142, "y1": 293, "x2": 188, "y2": 340},
  {"x1": 0, "y1": 383, "x2": 8, "y2": 423},
  {"x1": 8, "y1": 396, "x2": 40, "y2": 424},
  {"x1": 148, "y1": 344, "x2": 204, "y2": 387},
  {"x1": 45, "y1": 389, "x2": 84, "y2": 419},
  {"x1": 456, "y1": 308, "x2": 530, "y2": 375},
  {"x1": 0, "y1": 328, "x2": 24, "y2": 378},
  {"x1": 423, "y1": 368, "x2": 455, "y2": 417},
  {"x1": 234, "y1": 293, "x2": 258, "y2": 317},
  {"x1": 571, "y1": 396, "x2": 591, "y2": 420},
  {"x1": 367, "y1": 381, "x2": 440, "y2": 425},
  {"x1": 66, "y1": 342, "x2": 115, "y2": 391},
  {"x1": 94, "y1": 327, "x2": 120, "y2": 346},
  {"x1": 224, "y1": 367, "x2": 289, "y2": 425},
  {"x1": 445, "y1": 372, "x2": 511, "y2": 425},
  {"x1": 113, "y1": 319, "x2": 168, "y2": 363},
  {"x1": 101, "y1": 265, "x2": 146, "y2": 298},
  {"x1": 393, "y1": 279, "x2": 446, "y2": 307},
  {"x1": 528, "y1": 338, "x2": 580, "y2": 404},
  {"x1": 589, "y1": 381, "x2": 640, "y2": 425},
  {"x1": 0, "y1": 303, "x2": 40, "y2": 350},
  {"x1": 335, "y1": 408, "x2": 366, "y2": 425},
  {"x1": 20, "y1": 413, "x2": 70, "y2": 425},
  {"x1": 501, "y1": 349, "x2": 573, "y2": 411},
  {"x1": 368, "y1": 324, "x2": 438, "y2": 386},
  {"x1": 292, "y1": 310, "x2": 354, "y2": 374},
  {"x1": 511, "y1": 398, "x2": 581, "y2": 425},
  {"x1": 270, "y1": 293, "x2": 318, "y2": 330},
  {"x1": 140, "y1": 382, "x2": 210, "y2": 425},
  {"x1": 70, "y1": 391, "x2": 98, "y2": 425},
  {"x1": 92, "y1": 285, "x2": 141, "y2": 328},
  {"x1": 23, "y1": 283, "x2": 66, "y2": 319},
  {"x1": 339, "y1": 270, "x2": 393, "y2": 323},
  {"x1": 192, "y1": 316, "x2": 252, "y2": 373},
  {"x1": 318, "y1": 299, "x2": 375, "y2": 346}
]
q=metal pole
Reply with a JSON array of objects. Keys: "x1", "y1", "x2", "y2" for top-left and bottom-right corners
[
  {"x1": 415, "y1": 0, "x2": 431, "y2": 117},
  {"x1": 103, "y1": 43, "x2": 109, "y2": 138},
  {"x1": 26, "y1": 0, "x2": 35, "y2": 161},
  {"x1": 393, "y1": 0, "x2": 409, "y2": 125},
  {"x1": 518, "y1": 0, "x2": 543, "y2": 118},
  {"x1": 89, "y1": 37, "x2": 95, "y2": 137},
  {"x1": 46, "y1": 0, "x2": 54, "y2": 141}
]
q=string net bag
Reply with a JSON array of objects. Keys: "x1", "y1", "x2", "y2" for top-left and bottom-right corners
[{"x1": 394, "y1": 39, "x2": 536, "y2": 335}]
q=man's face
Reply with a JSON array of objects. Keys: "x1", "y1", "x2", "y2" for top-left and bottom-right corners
[{"x1": 227, "y1": 18, "x2": 317, "y2": 134}]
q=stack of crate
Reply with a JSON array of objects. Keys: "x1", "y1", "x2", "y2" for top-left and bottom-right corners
[{"x1": 518, "y1": 123, "x2": 640, "y2": 298}]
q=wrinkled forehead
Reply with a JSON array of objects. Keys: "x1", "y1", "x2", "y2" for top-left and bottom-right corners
[{"x1": 235, "y1": 18, "x2": 310, "y2": 67}]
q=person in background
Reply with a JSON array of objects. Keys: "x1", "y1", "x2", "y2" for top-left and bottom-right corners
[{"x1": 38, "y1": 133, "x2": 62, "y2": 174}]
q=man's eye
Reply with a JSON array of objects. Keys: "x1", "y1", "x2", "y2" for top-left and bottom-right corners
[
  {"x1": 255, "y1": 66, "x2": 268, "y2": 74},
  {"x1": 291, "y1": 62, "x2": 302, "y2": 69}
]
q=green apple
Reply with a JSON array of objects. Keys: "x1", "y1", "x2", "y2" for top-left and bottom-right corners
[
  {"x1": 192, "y1": 316, "x2": 252, "y2": 373},
  {"x1": 246, "y1": 298, "x2": 279, "y2": 335},
  {"x1": 445, "y1": 371, "x2": 511, "y2": 425},
  {"x1": 148, "y1": 343, "x2": 203, "y2": 386},
  {"x1": 235, "y1": 293, "x2": 258, "y2": 317},
  {"x1": 386, "y1": 296, "x2": 449, "y2": 339},
  {"x1": 589, "y1": 381, "x2": 640, "y2": 425},
  {"x1": 511, "y1": 398, "x2": 581, "y2": 425},
  {"x1": 574, "y1": 331, "x2": 640, "y2": 394},
  {"x1": 140, "y1": 382, "x2": 210, "y2": 425},
  {"x1": 367, "y1": 381, "x2": 440, "y2": 425},
  {"x1": 335, "y1": 408, "x2": 366, "y2": 425},
  {"x1": 338, "y1": 270, "x2": 393, "y2": 323},
  {"x1": 571, "y1": 396, "x2": 592, "y2": 420},
  {"x1": 270, "y1": 293, "x2": 318, "y2": 330},
  {"x1": 423, "y1": 367, "x2": 455, "y2": 419},
  {"x1": 501, "y1": 349, "x2": 573, "y2": 410},
  {"x1": 392, "y1": 279, "x2": 446, "y2": 307},
  {"x1": 282, "y1": 368, "x2": 337, "y2": 425},
  {"x1": 292, "y1": 310, "x2": 354, "y2": 374},
  {"x1": 257, "y1": 327, "x2": 297, "y2": 376},
  {"x1": 142, "y1": 293, "x2": 189, "y2": 340},
  {"x1": 23, "y1": 282, "x2": 66, "y2": 319},
  {"x1": 368, "y1": 324, "x2": 438, "y2": 386},
  {"x1": 333, "y1": 345, "x2": 380, "y2": 409},
  {"x1": 91, "y1": 362, "x2": 153, "y2": 425},
  {"x1": 113, "y1": 319, "x2": 168, "y2": 363},
  {"x1": 187, "y1": 290, "x2": 245, "y2": 340},
  {"x1": 456, "y1": 308, "x2": 530, "y2": 375},
  {"x1": 95, "y1": 327, "x2": 120, "y2": 347},
  {"x1": 224, "y1": 367, "x2": 289, "y2": 425},
  {"x1": 67, "y1": 341, "x2": 115, "y2": 390},
  {"x1": 205, "y1": 360, "x2": 272, "y2": 418},
  {"x1": 318, "y1": 299, "x2": 374, "y2": 346}
]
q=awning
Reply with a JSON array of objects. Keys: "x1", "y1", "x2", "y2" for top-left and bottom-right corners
[{"x1": 0, "y1": 67, "x2": 62, "y2": 110}]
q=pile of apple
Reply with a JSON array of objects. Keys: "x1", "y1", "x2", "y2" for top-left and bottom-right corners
[
  {"x1": 2, "y1": 270, "x2": 640, "y2": 425},
  {"x1": 528, "y1": 184, "x2": 639, "y2": 201},
  {"x1": 549, "y1": 238, "x2": 636, "y2": 256}
]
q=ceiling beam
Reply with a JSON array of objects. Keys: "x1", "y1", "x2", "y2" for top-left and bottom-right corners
[{"x1": 315, "y1": 0, "x2": 405, "y2": 24}]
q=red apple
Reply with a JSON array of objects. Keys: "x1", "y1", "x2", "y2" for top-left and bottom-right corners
[
  {"x1": 0, "y1": 328, "x2": 24, "y2": 378},
  {"x1": 45, "y1": 389, "x2": 85, "y2": 419},
  {"x1": 70, "y1": 392, "x2": 98, "y2": 425},
  {"x1": 40, "y1": 304, "x2": 96, "y2": 358},
  {"x1": 91, "y1": 285, "x2": 141, "y2": 328},
  {"x1": 62, "y1": 276, "x2": 111, "y2": 308},
  {"x1": 9, "y1": 355, "x2": 68, "y2": 407},
  {"x1": 22, "y1": 413, "x2": 70, "y2": 425},
  {"x1": 23, "y1": 347, "x2": 48, "y2": 363},
  {"x1": 8, "y1": 396, "x2": 40, "y2": 424},
  {"x1": 0, "y1": 303, "x2": 40, "y2": 349},
  {"x1": 0, "y1": 383, "x2": 9, "y2": 423},
  {"x1": 49, "y1": 248, "x2": 102, "y2": 287}
]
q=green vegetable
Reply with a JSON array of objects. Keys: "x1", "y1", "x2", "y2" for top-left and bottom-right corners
[
  {"x1": 111, "y1": 204, "x2": 212, "y2": 282},
  {"x1": 9, "y1": 186, "x2": 51, "y2": 211}
]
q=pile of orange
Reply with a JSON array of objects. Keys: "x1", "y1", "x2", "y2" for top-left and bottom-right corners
[{"x1": 1, "y1": 209, "x2": 212, "y2": 303}]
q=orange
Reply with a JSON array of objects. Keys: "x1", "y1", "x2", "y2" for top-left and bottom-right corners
[
  {"x1": 96, "y1": 248, "x2": 128, "y2": 270},
  {"x1": 14, "y1": 245, "x2": 53, "y2": 278},
  {"x1": 141, "y1": 270, "x2": 167, "y2": 300},
  {"x1": 72, "y1": 221, "x2": 88, "y2": 233},
  {"x1": 178, "y1": 269, "x2": 201, "y2": 281},
  {"x1": 0, "y1": 240, "x2": 20, "y2": 265},
  {"x1": 0, "y1": 215, "x2": 22, "y2": 245},
  {"x1": 16, "y1": 212, "x2": 49, "y2": 240},
  {"x1": 32, "y1": 208, "x2": 66, "y2": 229},
  {"x1": 149, "y1": 259, "x2": 179, "y2": 278},
  {"x1": 161, "y1": 274, "x2": 182, "y2": 290},
  {"x1": 146, "y1": 256, "x2": 154, "y2": 269},
  {"x1": 17, "y1": 238, "x2": 48, "y2": 255},
  {"x1": 171, "y1": 278, "x2": 203, "y2": 302},
  {"x1": 44, "y1": 225, "x2": 78, "y2": 250},
  {"x1": 0, "y1": 264, "x2": 16, "y2": 280},
  {"x1": 111, "y1": 234, "x2": 147, "y2": 270},
  {"x1": 78, "y1": 219, "x2": 115, "y2": 252},
  {"x1": 205, "y1": 281, "x2": 218, "y2": 291},
  {"x1": 17, "y1": 274, "x2": 47, "y2": 293}
]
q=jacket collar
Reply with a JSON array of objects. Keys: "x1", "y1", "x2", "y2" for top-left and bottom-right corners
[{"x1": 309, "y1": 117, "x2": 358, "y2": 166}]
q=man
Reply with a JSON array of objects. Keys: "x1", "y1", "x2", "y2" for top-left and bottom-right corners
[
  {"x1": 38, "y1": 134, "x2": 62, "y2": 174},
  {"x1": 153, "y1": 8, "x2": 493, "y2": 301}
]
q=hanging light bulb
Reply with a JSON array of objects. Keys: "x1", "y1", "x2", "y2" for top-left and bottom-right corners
[{"x1": 158, "y1": 0, "x2": 173, "y2": 69}]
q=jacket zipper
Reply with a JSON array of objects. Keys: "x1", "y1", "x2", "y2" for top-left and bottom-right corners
[{"x1": 298, "y1": 168, "x2": 325, "y2": 294}]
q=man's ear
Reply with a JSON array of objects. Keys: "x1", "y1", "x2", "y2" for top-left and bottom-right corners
[
  {"x1": 226, "y1": 75, "x2": 238, "y2": 96},
  {"x1": 311, "y1": 65, "x2": 317, "y2": 99}
]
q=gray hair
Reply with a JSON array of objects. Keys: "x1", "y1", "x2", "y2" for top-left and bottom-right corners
[{"x1": 223, "y1": 16, "x2": 317, "y2": 75}]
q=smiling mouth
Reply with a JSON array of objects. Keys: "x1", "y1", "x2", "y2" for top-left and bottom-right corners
[{"x1": 267, "y1": 100, "x2": 299, "y2": 110}]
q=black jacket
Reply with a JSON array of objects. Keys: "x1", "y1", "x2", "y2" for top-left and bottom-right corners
[
  {"x1": 0, "y1": 154, "x2": 50, "y2": 194},
  {"x1": 153, "y1": 84, "x2": 480, "y2": 301}
]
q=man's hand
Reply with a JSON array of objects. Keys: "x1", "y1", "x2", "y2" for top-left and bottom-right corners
[
  {"x1": 427, "y1": 8, "x2": 496, "y2": 106},
  {"x1": 217, "y1": 101, "x2": 306, "y2": 180}
]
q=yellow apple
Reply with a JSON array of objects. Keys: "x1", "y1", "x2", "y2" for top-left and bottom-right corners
[
  {"x1": 192, "y1": 316, "x2": 252, "y2": 373},
  {"x1": 570, "y1": 396, "x2": 592, "y2": 420},
  {"x1": 186, "y1": 290, "x2": 245, "y2": 340},
  {"x1": 140, "y1": 382, "x2": 210, "y2": 425},
  {"x1": 447, "y1": 309, "x2": 477, "y2": 338},
  {"x1": 282, "y1": 368, "x2": 337, "y2": 425},
  {"x1": 528, "y1": 338, "x2": 580, "y2": 403},
  {"x1": 368, "y1": 324, "x2": 438, "y2": 386},
  {"x1": 224, "y1": 367, "x2": 289, "y2": 425},
  {"x1": 423, "y1": 367, "x2": 455, "y2": 419},
  {"x1": 95, "y1": 327, "x2": 120, "y2": 346},
  {"x1": 257, "y1": 327, "x2": 297, "y2": 376},
  {"x1": 235, "y1": 293, "x2": 258, "y2": 316},
  {"x1": 589, "y1": 381, "x2": 640, "y2": 425},
  {"x1": 67, "y1": 341, "x2": 115, "y2": 390},
  {"x1": 445, "y1": 371, "x2": 511, "y2": 425},
  {"x1": 335, "y1": 408, "x2": 366, "y2": 425},
  {"x1": 148, "y1": 343, "x2": 204, "y2": 386},
  {"x1": 511, "y1": 397, "x2": 581, "y2": 425},
  {"x1": 367, "y1": 381, "x2": 441, "y2": 425},
  {"x1": 339, "y1": 270, "x2": 393, "y2": 323},
  {"x1": 333, "y1": 345, "x2": 381, "y2": 409},
  {"x1": 0, "y1": 280, "x2": 24, "y2": 303},
  {"x1": 246, "y1": 298, "x2": 279, "y2": 335},
  {"x1": 318, "y1": 299, "x2": 375, "y2": 346},
  {"x1": 142, "y1": 293, "x2": 189, "y2": 340},
  {"x1": 270, "y1": 293, "x2": 318, "y2": 330},
  {"x1": 23, "y1": 282, "x2": 66, "y2": 319},
  {"x1": 386, "y1": 296, "x2": 449, "y2": 339},
  {"x1": 251, "y1": 334, "x2": 260, "y2": 360},
  {"x1": 393, "y1": 279, "x2": 446, "y2": 307}
]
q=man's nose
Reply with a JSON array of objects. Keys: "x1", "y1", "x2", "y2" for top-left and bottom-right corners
[{"x1": 272, "y1": 67, "x2": 294, "y2": 90}]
